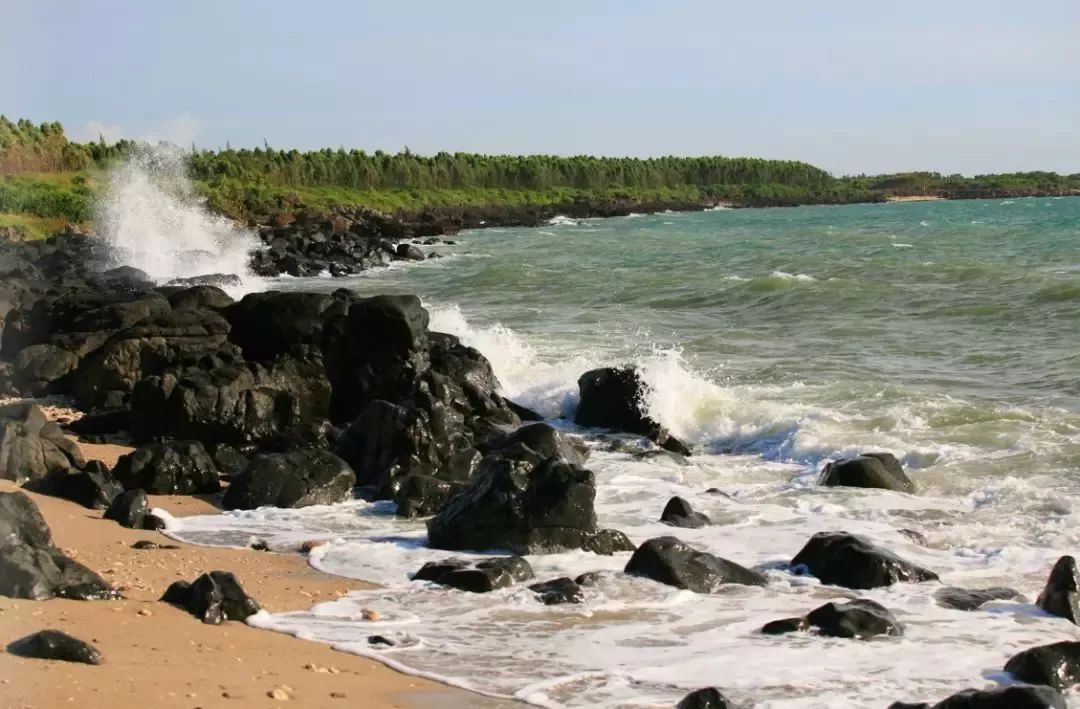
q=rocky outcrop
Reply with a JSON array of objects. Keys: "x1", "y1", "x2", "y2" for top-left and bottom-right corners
[
  {"x1": 574, "y1": 367, "x2": 690, "y2": 455},
  {"x1": 933, "y1": 586, "x2": 1025, "y2": 611},
  {"x1": 222, "y1": 449, "x2": 356, "y2": 509},
  {"x1": 162, "y1": 571, "x2": 261, "y2": 624},
  {"x1": 660, "y1": 496, "x2": 710, "y2": 528},
  {"x1": 412, "y1": 556, "x2": 534, "y2": 593},
  {"x1": 888, "y1": 685, "x2": 1065, "y2": 709},
  {"x1": 0, "y1": 401, "x2": 85, "y2": 483},
  {"x1": 1004, "y1": 641, "x2": 1080, "y2": 689},
  {"x1": 1037, "y1": 555, "x2": 1080, "y2": 624},
  {"x1": 624, "y1": 536, "x2": 766, "y2": 592},
  {"x1": 677, "y1": 688, "x2": 739, "y2": 709},
  {"x1": 7, "y1": 630, "x2": 103, "y2": 665},
  {"x1": 0, "y1": 491, "x2": 116, "y2": 600},
  {"x1": 762, "y1": 599, "x2": 901, "y2": 639},
  {"x1": 112, "y1": 441, "x2": 220, "y2": 495},
  {"x1": 790, "y1": 532, "x2": 938, "y2": 589},
  {"x1": 818, "y1": 453, "x2": 915, "y2": 493}
]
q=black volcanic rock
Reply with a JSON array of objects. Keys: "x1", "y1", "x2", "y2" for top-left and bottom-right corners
[
  {"x1": 819, "y1": 453, "x2": 915, "y2": 493},
  {"x1": 0, "y1": 401, "x2": 85, "y2": 483},
  {"x1": 763, "y1": 598, "x2": 902, "y2": 639},
  {"x1": 112, "y1": 440, "x2": 220, "y2": 495},
  {"x1": 934, "y1": 586, "x2": 1026, "y2": 611},
  {"x1": 413, "y1": 556, "x2": 534, "y2": 593},
  {"x1": 1004, "y1": 641, "x2": 1080, "y2": 689},
  {"x1": 574, "y1": 366, "x2": 690, "y2": 455},
  {"x1": 7, "y1": 630, "x2": 103, "y2": 665},
  {"x1": 660, "y1": 496, "x2": 710, "y2": 528},
  {"x1": 529, "y1": 577, "x2": 585, "y2": 605},
  {"x1": 625, "y1": 536, "x2": 766, "y2": 592},
  {"x1": 223, "y1": 449, "x2": 355, "y2": 510},
  {"x1": 1037, "y1": 555, "x2": 1080, "y2": 624},
  {"x1": 888, "y1": 685, "x2": 1065, "y2": 709},
  {"x1": 162, "y1": 570, "x2": 261, "y2": 624},
  {"x1": 677, "y1": 687, "x2": 739, "y2": 708},
  {"x1": 790, "y1": 532, "x2": 938, "y2": 589}
]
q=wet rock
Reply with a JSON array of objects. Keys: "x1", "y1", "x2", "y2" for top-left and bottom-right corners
[
  {"x1": 790, "y1": 532, "x2": 938, "y2": 589},
  {"x1": 1004, "y1": 641, "x2": 1080, "y2": 689},
  {"x1": 112, "y1": 440, "x2": 220, "y2": 495},
  {"x1": 575, "y1": 572, "x2": 602, "y2": 587},
  {"x1": 1037, "y1": 555, "x2": 1080, "y2": 624},
  {"x1": 393, "y1": 474, "x2": 467, "y2": 518},
  {"x1": 676, "y1": 687, "x2": 738, "y2": 708},
  {"x1": 162, "y1": 570, "x2": 261, "y2": 624},
  {"x1": 7, "y1": 630, "x2": 102, "y2": 665},
  {"x1": 223, "y1": 291, "x2": 336, "y2": 363},
  {"x1": 103, "y1": 489, "x2": 154, "y2": 529},
  {"x1": 0, "y1": 401, "x2": 85, "y2": 483},
  {"x1": 505, "y1": 399, "x2": 545, "y2": 422},
  {"x1": 223, "y1": 449, "x2": 355, "y2": 510},
  {"x1": 396, "y1": 243, "x2": 425, "y2": 261},
  {"x1": 934, "y1": 586, "x2": 1026, "y2": 611},
  {"x1": 898, "y1": 528, "x2": 928, "y2": 545},
  {"x1": 413, "y1": 556, "x2": 534, "y2": 593},
  {"x1": 581, "y1": 528, "x2": 637, "y2": 555},
  {"x1": 427, "y1": 455, "x2": 600, "y2": 555},
  {"x1": 660, "y1": 496, "x2": 710, "y2": 528},
  {"x1": 529, "y1": 577, "x2": 585, "y2": 605},
  {"x1": 624, "y1": 536, "x2": 766, "y2": 592},
  {"x1": 209, "y1": 443, "x2": 248, "y2": 479},
  {"x1": 888, "y1": 685, "x2": 1066, "y2": 709},
  {"x1": 131, "y1": 540, "x2": 180, "y2": 550},
  {"x1": 573, "y1": 366, "x2": 690, "y2": 454},
  {"x1": 809, "y1": 599, "x2": 900, "y2": 638},
  {"x1": 818, "y1": 453, "x2": 915, "y2": 493},
  {"x1": 761, "y1": 617, "x2": 808, "y2": 635},
  {"x1": 368, "y1": 635, "x2": 395, "y2": 647},
  {"x1": 0, "y1": 491, "x2": 116, "y2": 600},
  {"x1": 481, "y1": 422, "x2": 588, "y2": 466}
]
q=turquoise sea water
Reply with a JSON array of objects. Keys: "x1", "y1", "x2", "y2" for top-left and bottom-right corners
[{"x1": 175, "y1": 197, "x2": 1080, "y2": 707}]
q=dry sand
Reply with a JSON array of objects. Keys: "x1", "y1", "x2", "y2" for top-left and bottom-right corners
[{"x1": 0, "y1": 442, "x2": 515, "y2": 708}]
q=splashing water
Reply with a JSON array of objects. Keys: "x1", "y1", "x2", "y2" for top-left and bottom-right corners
[{"x1": 98, "y1": 147, "x2": 261, "y2": 292}]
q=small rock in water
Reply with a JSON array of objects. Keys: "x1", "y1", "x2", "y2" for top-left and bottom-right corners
[
  {"x1": 762, "y1": 599, "x2": 901, "y2": 639},
  {"x1": 1037, "y1": 555, "x2": 1080, "y2": 624},
  {"x1": 790, "y1": 531, "x2": 938, "y2": 589},
  {"x1": 300, "y1": 540, "x2": 327, "y2": 553},
  {"x1": 249, "y1": 537, "x2": 270, "y2": 552},
  {"x1": 575, "y1": 572, "x2": 602, "y2": 587},
  {"x1": 368, "y1": 635, "x2": 394, "y2": 647},
  {"x1": 676, "y1": 687, "x2": 739, "y2": 708},
  {"x1": 413, "y1": 556, "x2": 534, "y2": 593},
  {"x1": 818, "y1": 452, "x2": 916, "y2": 493},
  {"x1": 888, "y1": 684, "x2": 1066, "y2": 708},
  {"x1": 1004, "y1": 641, "x2": 1080, "y2": 689},
  {"x1": 625, "y1": 536, "x2": 766, "y2": 593},
  {"x1": 528, "y1": 577, "x2": 585, "y2": 605},
  {"x1": 934, "y1": 586, "x2": 1026, "y2": 611},
  {"x1": 659, "y1": 496, "x2": 710, "y2": 528},
  {"x1": 7, "y1": 630, "x2": 102, "y2": 665}
]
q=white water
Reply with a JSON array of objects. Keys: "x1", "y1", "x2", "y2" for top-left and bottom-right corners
[
  {"x1": 166, "y1": 301, "x2": 1080, "y2": 708},
  {"x1": 98, "y1": 148, "x2": 261, "y2": 293}
]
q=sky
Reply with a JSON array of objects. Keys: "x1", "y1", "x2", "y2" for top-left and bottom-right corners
[{"x1": 3, "y1": 0, "x2": 1078, "y2": 176}]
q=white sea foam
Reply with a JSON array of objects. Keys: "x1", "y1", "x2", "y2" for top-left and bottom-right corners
[
  {"x1": 98, "y1": 147, "x2": 262, "y2": 294},
  {"x1": 546, "y1": 215, "x2": 581, "y2": 227},
  {"x1": 892, "y1": 243, "x2": 914, "y2": 248},
  {"x1": 769, "y1": 270, "x2": 816, "y2": 282}
]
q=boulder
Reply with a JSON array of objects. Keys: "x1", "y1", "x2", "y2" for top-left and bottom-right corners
[
  {"x1": 223, "y1": 449, "x2": 356, "y2": 510},
  {"x1": 660, "y1": 496, "x2": 710, "y2": 528},
  {"x1": 934, "y1": 586, "x2": 1026, "y2": 611},
  {"x1": 529, "y1": 577, "x2": 585, "y2": 605},
  {"x1": 481, "y1": 422, "x2": 588, "y2": 467},
  {"x1": 412, "y1": 556, "x2": 534, "y2": 593},
  {"x1": 624, "y1": 536, "x2": 766, "y2": 592},
  {"x1": 7, "y1": 630, "x2": 103, "y2": 665},
  {"x1": 888, "y1": 685, "x2": 1065, "y2": 709},
  {"x1": 677, "y1": 688, "x2": 738, "y2": 709},
  {"x1": 165, "y1": 284, "x2": 235, "y2": 310},
  {"x1": 763, "y1": 599, "x2": 901, "y2": 639},
  {"x1": 427, "y1": 456, "x2": 601, "y2": 554},
  {"x1": 573, "y1": 366, "x2": 691, "y2": 454},
  {"x1": 209, "y1": 443, "x2": 248, "y2": 479},
  {"x1": 582, "y1": 528, "x2": 637, "y2": 555},
  {"x1": 0, "y1": 491, "x2": 115, "y2": 600},
  {"x1": 1037, "y1": 555, "x2": 1080, "y2": 624},
  {"x1": 223, "y1": 291, "x2": 337, "y2": 362},
  {"x1": 11, "y1": 343, "x2": 79, "y2": 395},
  {"x1": 103, "y1": 489, "x2": 154, "y2": 529},
  {"x1": 396, "y1": 243, "x2": 425, "y2": 261},
  {"x1": 819, "y1": 453, "x2": 915, "y2": 493},
  {"x1": 1004, "y1": 641, "x2": 1080, "y2": 690},
  {"x1": 790, "y1": 532, "x2": 938, "y2": 589},
  {"x1": 112, "y1": 441, "x2": 220, "y2": 495},
  {"x1": 37, "y1": 460, "x2": 123, "y2": 510},
  {"x1": 0, "y1": 401, "x2": 85, "y2": 483},
  {"x1": 162, "y1": 571, "x2": 261, "y2": 624},
  {"x1": 393, "y1": 474, "x2": 467, "y2": 518}
]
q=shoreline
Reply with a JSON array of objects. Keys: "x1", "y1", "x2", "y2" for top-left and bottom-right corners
[{"x1": 0, "y1": 442, "x2": 515, "y2": 709}]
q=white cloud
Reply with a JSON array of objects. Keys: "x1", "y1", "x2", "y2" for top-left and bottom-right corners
[{"x1": 71, "y1": 120, "x2": 126, "y2": 143}]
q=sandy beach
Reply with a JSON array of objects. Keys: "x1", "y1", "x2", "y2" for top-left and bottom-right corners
[{"x1": 0, "y1": 441, "x2": 512, "y2": 709}]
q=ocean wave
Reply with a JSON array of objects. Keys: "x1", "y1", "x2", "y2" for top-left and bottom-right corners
[
  {"x1": 769, "y1": 270, "x2": 816, "y2": 282},
  {"x1": 545, "y1": 215, "x2": 581, "y2": 227}
]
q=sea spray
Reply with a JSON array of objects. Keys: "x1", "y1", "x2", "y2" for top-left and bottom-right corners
[{"x1": 97, "y1": 146, "x2": 261, "y2": 292}]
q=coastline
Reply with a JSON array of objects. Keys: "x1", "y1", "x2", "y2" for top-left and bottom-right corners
[{"x1": 0, "y1": 455, "x2": 514, "y2": 709}]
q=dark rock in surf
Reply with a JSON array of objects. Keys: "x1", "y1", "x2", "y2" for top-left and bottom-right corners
[
  {"x1": 112, "y1": 441, "x2": 220, "y2": 495},
  {"x1": 582, "y1": 528, "x2": 636, "y2": 555},
  {"x1": 0, "y1": 402, "x2": 85, "y2": 483},
  {"x1": 790, "y1": 532, "x2": 938, "y2": 589},
  {"x1": 103, "y1": 489, "x2": 154, "y2": 529},
  {"x1": 223, "y1": 449, "x2": 355, "y2": 510},
  {"x1": 396, "y1": 244, "x2": 425, "y2": 261},
  {"x1": 624, "y1": 536, "x2": 766, "y2": 592},
  {"x1": 529, "y1": 577, "x2": 585, "y2": 605},
  {"x1": 934, "y1": 586, "x2": 1026, "y2": 611},
  {"x1": 505, "y1": 399, "x2": 544, "y2": 422},
  {"x1": 413, "y1": 556, "x2": 534, "y2": 593},
  {"x1": 818, "y1": 453, "x2": 915, "y2": 493},
  {"x1": 1004, "y1": 641, "x2": 1080, "y2": 689},
  {"x1": 0, "y1": 491, "x2": 116, "y2": 600},
  {"x1": 165, "y1": 284, "x2": 235, "y2": 311},
  {"x1": 888, "y1": 685, "x2": 1066, "y2": 709},
  {"x1": 574, "y1": 366, "x2": 691, "y2": 455},
  {"x1": 480, "y1": 422, "x2": 588, "y2": 467},
  {"x1": 575, "y1": 572, "x2": 602, "y2": 587},
  {"x1": 676, "y1": 687, "x2": 739, "y2": 709},
  {"x1": 162, "y1": 570, "x2": 261, "y2": 624},
  {"x1": 1037, "y1": 555, "x2": 1080, "y2": 624},
  {"x1": 660, "y1": 496, "x2": 710, "y2": 528},
  {"x1": 763, "y1": 598, "x2": 901, "y2": 639},
  {"x1": 7, "y1": 630, "x2": 103, "y2": 665},
  {"x1": 393, "y1": 474, "x2": 467, "y2": 518}
]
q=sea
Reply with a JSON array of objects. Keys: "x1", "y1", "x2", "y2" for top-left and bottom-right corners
[{"x1": 162, "y1": 197, "x2": 1080, "y2": 708}]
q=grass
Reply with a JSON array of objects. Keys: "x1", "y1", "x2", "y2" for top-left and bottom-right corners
[{"x1": 0, "y1": 211, "x2": 81, "y2": 240}]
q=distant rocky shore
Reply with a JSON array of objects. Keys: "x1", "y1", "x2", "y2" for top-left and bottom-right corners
[{"x1": 2, "y1": 212, "x2": 1080, "y2": 708}]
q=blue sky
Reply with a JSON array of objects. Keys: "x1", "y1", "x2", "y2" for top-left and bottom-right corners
[{"x1": 3, "y1": 0, "x2": 1078, "y2": 175}]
